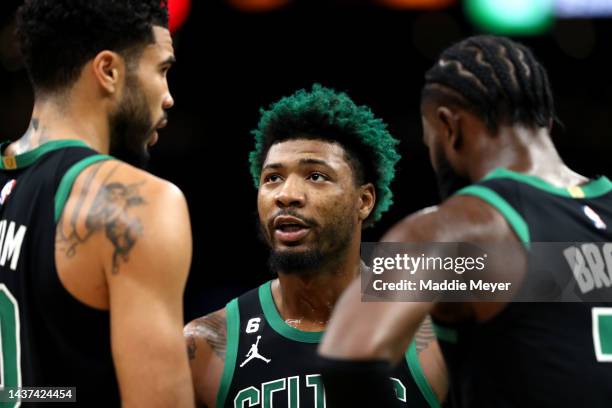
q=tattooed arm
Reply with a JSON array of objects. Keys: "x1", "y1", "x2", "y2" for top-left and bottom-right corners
[
  {"x1": 55, "y1": 160, "x2": 194, "y2": 408},
  {"x1": 184, "y1": 309, "x2": 228, "y2": 408}
]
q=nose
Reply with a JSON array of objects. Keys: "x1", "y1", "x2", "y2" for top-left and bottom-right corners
[
  {"x1": 274, "y1": 175, "x2": 305, "y2": 209},
  {"x1": 163, "y1": 92, "x2": 174, "y2": 110}
]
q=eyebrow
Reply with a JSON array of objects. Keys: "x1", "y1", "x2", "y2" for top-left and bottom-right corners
[
  {"x1": 299, "y1": 158, "x2": 330, "y2": 167},
  {"x1": 262, "y1": 163, "x2": 283, "y2": 171},
  {"x1": 262, "y1": 158, "x2": 331, "y2": 171}
]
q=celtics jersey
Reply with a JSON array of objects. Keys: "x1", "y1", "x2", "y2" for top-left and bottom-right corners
[
  {"x1": 0, "y1": 140, "x2": 118, "y2": 407},
  {"x1": 434, "y1": 168, "x2": 612, "y2": 407},
  {"x1": 217, "y1": 280, "x2": 440, "y2": 408}
]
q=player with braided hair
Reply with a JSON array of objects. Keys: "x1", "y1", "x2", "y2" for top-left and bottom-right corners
[
  {"x1": 420, "y1": 35, "x2": 560, "y2": 199},
  {"x1": 320, "y1": 35, "x2": 612, "y2": 408},
  {"x1": 423, "y1": 35, "x2": 556, "y2": 132}
]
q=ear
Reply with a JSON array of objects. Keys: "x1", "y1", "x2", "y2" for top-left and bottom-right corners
[
  {"x1": 437, "y1": 106, "x2": 462, "y2": 151},
  {"x1": 357, "y1": 183, "x2": 376, "y2": 223},
  {"x1": 91, "y1": 50, "x2": 124, "y2": 95}
]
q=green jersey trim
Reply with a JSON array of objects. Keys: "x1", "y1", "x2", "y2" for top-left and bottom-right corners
[
  {"x1": 54, "y1": 154, "x2": 113, "y2": 222},
  {"x1": 0, "y1": 140, "x2": 89, "y2": 170},
  {"x1": 456, "y1": 184, "x2": 531, "y2": 246},
  {"x1": 216, "y1": 298, "x2": 240, "y2": 408},
  {"x1": 483, "y1": 167, "x2": 612, "y2": 199},
  {"x1": 406, "y1": 341, "x2": 441, "y2": 408}
]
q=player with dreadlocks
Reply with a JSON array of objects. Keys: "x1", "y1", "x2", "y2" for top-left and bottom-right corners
[
  {"x1": 319, "y1": 35, "x2": 612, "y2": 407},
  {"x1": 184, "y1": 84, "x2": 447, "y2": 408}
]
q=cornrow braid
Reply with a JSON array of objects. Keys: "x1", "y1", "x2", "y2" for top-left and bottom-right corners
[{"x1": 422, "y1": 35, "x2": 558, "y2": 130}]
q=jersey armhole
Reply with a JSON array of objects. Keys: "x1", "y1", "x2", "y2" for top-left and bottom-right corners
[
  {"x1": 216, "y1": 298, "x2": 240, "y2": 408},
  {"x1": 455, "y1": 185, "x2": 531, "y2": 248},
  {"x1": 54, "y1": 154, "x2": 113, "y2": 223},
  {"x1": 406, "y1": 340, "x2": 442, "y2": 408}
]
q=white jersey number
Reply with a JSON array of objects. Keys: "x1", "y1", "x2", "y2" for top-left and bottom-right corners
[{"x1": 246, "y1": 317, "x2": 261, "y2": 334}]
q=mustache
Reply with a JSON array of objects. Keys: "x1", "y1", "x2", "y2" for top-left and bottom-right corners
[{"x1": 266, "y1": 209, "x2": 319, "y2": 231}]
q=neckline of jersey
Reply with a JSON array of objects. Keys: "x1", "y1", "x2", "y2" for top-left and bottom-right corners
[
  {"x1": 483, "y1": 167, "x2": 612, "y2": 199},
  {"x1": 258, "y1": 280, "x2": 324, "y2": 343},
  {"x1": 0, "y1": 140, "x2": 90, "y2": 170}
]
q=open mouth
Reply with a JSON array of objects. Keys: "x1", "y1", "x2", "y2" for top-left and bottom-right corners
[{"x1": 273, "y1": 216, "x2": 311, "y2": 243}]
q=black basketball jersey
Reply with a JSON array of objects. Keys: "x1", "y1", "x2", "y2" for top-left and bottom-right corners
[
  {"x1": 434, "y1": 167, "x2": 612, "y2": 408},
  {"x1": 0, "y1": 140, "x2": 119, "y2": 407},
  {"x1": 217, "y1": 280, "x2": 440, "y2": 408}
]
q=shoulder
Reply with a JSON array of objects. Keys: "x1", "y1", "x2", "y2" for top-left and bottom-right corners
[
  {"x1": 383, "y1": 196, "x2": 526, "y2": 322},
  {"x1": 382, "y1": 195, "x2": 513, "y2": 243},
  {"x1": 56, "y1": 158, "x2": 192, "y2": 282},
  {"x1": 185, "y1": 308, "x2": 228, "y2": 362},
  {"x1": 68, "y1": 159, "x2": 186, "y2": 208}
]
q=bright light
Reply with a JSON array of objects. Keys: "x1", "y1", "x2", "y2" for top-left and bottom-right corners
[
  {"x1": 556, "y1": 0, "x2": 612, "y2": 18},
  {"x1": 465, "y1": 0, "x2": 555, "y2": 35},
  {"x1": 168, "y1": 0, "x2": 191, "y2": 33}
]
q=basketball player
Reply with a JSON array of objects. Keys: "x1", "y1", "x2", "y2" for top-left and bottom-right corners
[
  {"x1": 184, "y1": 85, "x2": 447, "y2": 407},
  {"x1": 319, "y1": 35, "x2": 612, "y2": 407},
  {"x1": 0, "y1": 1, "x2": 194, "y2": 406}
]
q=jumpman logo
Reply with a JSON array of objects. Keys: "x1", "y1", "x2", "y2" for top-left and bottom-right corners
[{"x1": 239, "y1": 335, "x2": 271, "y2": 367}]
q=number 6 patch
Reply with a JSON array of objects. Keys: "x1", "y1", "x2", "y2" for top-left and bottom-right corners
[
  {"x1": 246, "y1": 317, "x2": 261, "y2": 334},
  {"x1": 592, "y1": 307, "x2": 612, "y2": 362}
]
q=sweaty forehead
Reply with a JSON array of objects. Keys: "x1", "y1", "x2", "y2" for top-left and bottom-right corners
[{"x1": 263, "y1": 139, "x2": 349, "y2": 168}]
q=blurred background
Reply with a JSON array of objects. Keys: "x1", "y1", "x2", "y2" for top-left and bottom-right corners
[{"x1": 1, "y1": 0, "x2": 611, "y2": 321}]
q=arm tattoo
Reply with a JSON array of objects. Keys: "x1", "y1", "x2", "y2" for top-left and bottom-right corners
[
  {"x1": 57, "y1": 162, "x2": 105, "y2": 257},
  {"x1": 186, "y1": 313, "x2": 227, "y2": 360},
  {"x1": 87, "y1": 180, "x2": 145, "y2": 274},
  {"x1": 415, "y1": 315, "x2": 437, "y2": 354},
  {"x1": 56, "y1": 163, "x2": 146, "y2": 274},
  {"x1": 203, "y1": 314, "x2": 227, "y2": 359}
]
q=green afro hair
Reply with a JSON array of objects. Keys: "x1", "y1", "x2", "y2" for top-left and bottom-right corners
[{"x1": 249, "y1": 84, "x2": 401, "y2": 227}]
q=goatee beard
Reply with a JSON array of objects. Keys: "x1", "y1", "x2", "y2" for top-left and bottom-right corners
[{"x1": 268, "y1": 249, "x2": 326, "y2": 275}]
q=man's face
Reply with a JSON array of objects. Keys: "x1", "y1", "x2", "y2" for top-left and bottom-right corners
[
  {"x1": 421, "y1": 102, "x2": 471, "y2": 200},
  {"x1": 109, "y1": 26, "x2": 175, "y2": 168},
  {"x1": 257, "y1": 139, "x2": 362, "y2": 274}
]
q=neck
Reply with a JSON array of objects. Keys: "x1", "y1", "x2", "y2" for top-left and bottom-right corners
[
  {"x1": 469, "y1": 125, "x2": 588, "y2": 186},
  {"x1": 271, "y1": 238, "x2": 362, "y2": 331},
  {"x1": 6, "y1": 91, "x2": 110, "y2": 156}
]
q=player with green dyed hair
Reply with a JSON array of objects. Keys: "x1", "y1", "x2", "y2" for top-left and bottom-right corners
[
  {"x1": 249, "y1": 83, "x2": 400, "y2": 227},
  {"x1": 184, "y1": 85, "x2": 446, "y2": 408}
]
